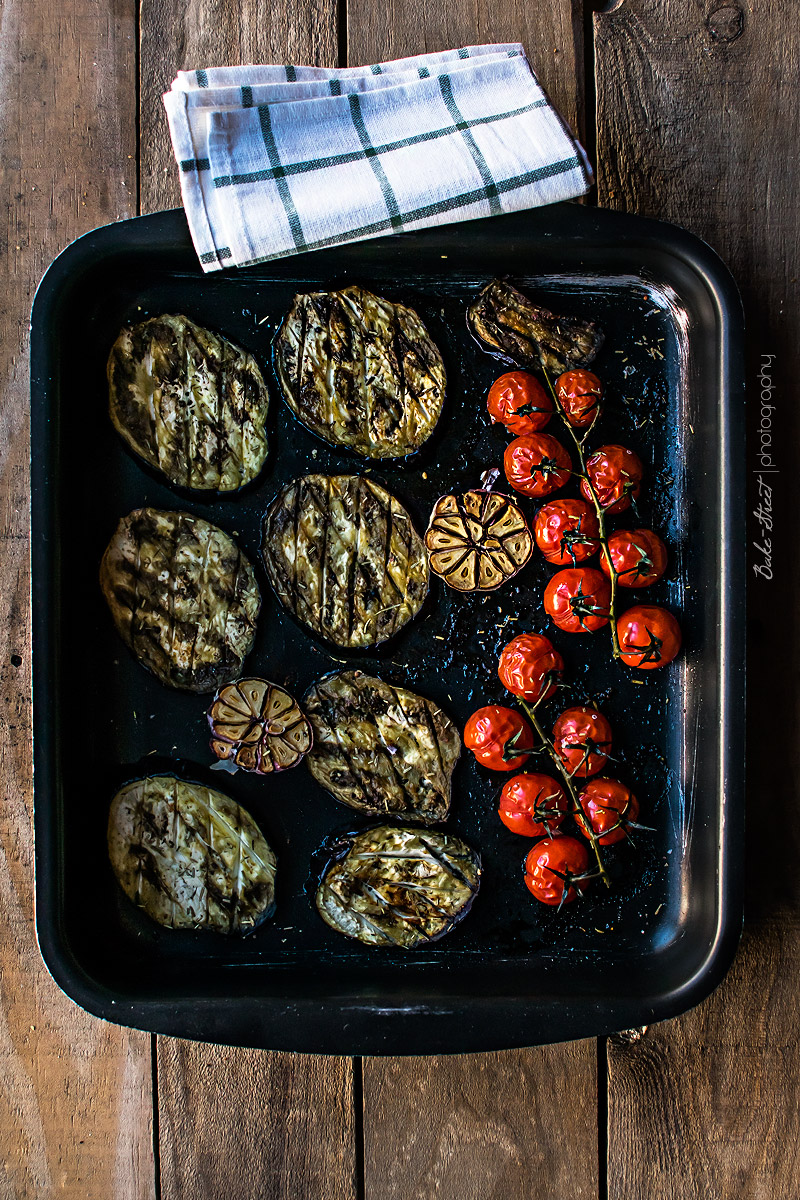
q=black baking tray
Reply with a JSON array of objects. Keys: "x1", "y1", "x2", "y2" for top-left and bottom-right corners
[{"x1": 31, "y1": 204, "x2": 745, "y2": 1055}]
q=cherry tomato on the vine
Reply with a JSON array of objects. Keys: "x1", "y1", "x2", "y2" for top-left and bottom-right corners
[
  {"x1": 575, "y1": 778, "x2": 640, "y2": 845},
  {"x1": 487, "y1": 371, "x2": 554, "y2": 435},
  {"x1": 601, "y1": 528, "x2": 667, "y2": 588},
  {"x1": 555, "y1": 369, "x2": 604, "y2": 429},
  {"x1": 534, "y1": 498, "x2": 600, "y2": 566},
  {"x1": 544, "y1": 567, "x2": 611, "y2": 634},
  {"x1": 497, "y1": 632, "x2": 564, "y2": 703},
  {"x1": 580, "y1": 444, "x2": 644, "y2": 513},
  {"x1": 552, "y1": 706, "x2": 612, "y2": 778},
  {"x1": 498, "y1": 773, "x2": 568, "y2": 837},
  {"x1": 524, "y1": 836, "x2": 591, "y2": 906},
  {"x1": 464, "y1": 706, "x2": 534, "y2": 771},
  {"x1": 616, "y1": 605, "x2": 681, "y2": 670},
  {"x1": 504, "y1": 433, "x2": 572, "y2": 499}
]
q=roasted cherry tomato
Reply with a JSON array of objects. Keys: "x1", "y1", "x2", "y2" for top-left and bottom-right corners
[
  {"x1": 524, "y1": 836, "x2": 591, "y2": 906},
  {"x1": 555, "y1": 369, "x2": 604, "y2": 429},
  {"x1": 543, "y1": 567, "x2": 611, "y2": 633},
  {"x1": 552, "y1": 706, "x2": 612, "y2": 778},
  {"x1": 600, "y1": 528, "x2": 667, "y2": 588},
  {"x1": 464, "y1": 705, "x2": 534, "y2": 771},
  {"x1": 534, "y1": 498, "x2": 600, "y2": 566},
  {"x1": 497, "y1": 632, "x2": 564, "y2": 703},
  {"x1": 504, "y1": 433, "x2": 572, "y2": 499},
  {"x1": 487, "y1": 371, "x2": 554, "y2": 435},
  {"x1": 499, "y1": 773, "x2": 568, "y2": 837},
  {"x1": 616, "y1": 605, "x2": 681, "y2": 670},
  {"x1": 580, "y1": 444, "x2": 644, "y2": 513},
  {"x1": 575, "y1": 778, "x2": 640, "y2": 845}
]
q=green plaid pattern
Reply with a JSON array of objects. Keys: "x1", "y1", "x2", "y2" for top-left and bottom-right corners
[{"x1": 164, "y1": 45, "x2": 592, "y2": 272}]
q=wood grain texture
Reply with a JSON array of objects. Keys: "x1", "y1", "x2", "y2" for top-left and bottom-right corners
[
  {"x1": 363, "y1": 1044, "x2": 598, "y2": 1200},
  {"x1": 157, "y1": 1040, "x2": 356, "y2": 1200},
  {"x1": 0, "y1": 0, "x2": 155, "y2": 1196},
  {"x1": 596, "y1": 1, "x2": 799, "y2": 1195},
  {"x1": 607, "y1": 919, "x2": 800, "y2": 1198},
  {"x1": 346, "y1": 0, "x2": 586, "y2": 139},
  {"x1": 139, "y1": 0, "x2": 339, "y2": 212}
]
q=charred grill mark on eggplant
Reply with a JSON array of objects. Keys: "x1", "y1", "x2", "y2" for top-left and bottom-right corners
[
  {"x1": 304, "y1": 671, "x2": 460, "y2": 823},
  {"x1": 468, "y1": 279, "x2": 604, "y2": 376},
  {"x1": 262, "y1": 474, "x2": 429, "y2": 649},
  {"x1": 100, "y1": 508, "x2": 260, "y2": 692},
  {"x1": 314, "y1": 825, "x2": 480, "y2": 948},
  {"x1": 108, "y1": 313, "x2": 269, "y2": 492},
  {"x1": 274, "y1": 285, "x2": 445, "y2": 459}
]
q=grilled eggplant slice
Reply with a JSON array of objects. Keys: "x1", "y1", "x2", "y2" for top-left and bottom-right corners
[
  {"x1": 108, "y1": 775, "x2": 277, "y2": 933},
  {"x1": 468, "y1": 280, "x2": 604, "y2": 376},
  {"x1": 100, "y1": 508, "x2": 260, "y2": 692},
  {"x1": 208, "y1": 678, "x2": 313, "y2": 774},
  {"x1": 108, "y1": 313, "x2": 269, "y2": 491},
  {"x1": 262, "y1": 474, "x2": 429, "y2": 648},
  {"x1": 425, "y1": 488, "x2": 533, "y2": 591},
  {"x1": 315, "y1": 825, "x2": 480, "y2": 948},
  {"x1": 275, "y1": 285, "x2": 445, "y2": 458},
  {"x1": 304, "y1": 672, "x2": 460, "y2": 823}
]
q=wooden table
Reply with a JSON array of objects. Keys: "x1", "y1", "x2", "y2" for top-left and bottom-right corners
[{"x1": 2, "y1": 0, "x2": 793, "y2": 1195}]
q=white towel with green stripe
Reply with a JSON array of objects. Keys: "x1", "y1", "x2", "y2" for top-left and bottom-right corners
[{"x1": 164, "y1": 45, "x2": 592, "y2": 272}]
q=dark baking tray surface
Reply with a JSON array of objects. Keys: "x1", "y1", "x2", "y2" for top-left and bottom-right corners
[{"x1": 31, "y1": 205, "x2": 745, "y2": 1054}]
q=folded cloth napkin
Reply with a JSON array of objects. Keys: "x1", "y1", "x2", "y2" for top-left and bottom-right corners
[{"x1": 163, "y1": 45, "x2": 592, "y2": 272}]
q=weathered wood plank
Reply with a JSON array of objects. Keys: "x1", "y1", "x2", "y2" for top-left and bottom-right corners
[
  {"x1": 157, "y1": 1041, "x2": 356, "y2": 1200},
  {"x1": 0, "y1": 0, "x2": 155, "y2": 1196},
  {"x1": 346, "y1": 0, "x2": 586, "y2": 139},
  {"x1": 363, "y1": 1044, "x2": 599, "y2": 1200},
  {"x1": 139, "y1": 0, "x2": 340, "y2": 212},
  {"x1": 596, "y1": 1, "x2": 799, "y2": 1195}
]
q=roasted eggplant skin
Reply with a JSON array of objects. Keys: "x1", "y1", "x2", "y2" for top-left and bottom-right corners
[
  {"x1": 261, "y1": 474, "x2": 429, "y2": 649},
  {"x1": 468, "y1": 279, "x2": 604, "y2": 376},
  {"x1": 274, "y1": 285, "x2": 446, "y2": 459},
  {"x1": 108, "y1": 313, "x2": 270, "y2": 492},
  {"x1": 108, "y1": 775, "x2": 277, "y2": 933},
  {"x1": 304, "y1": 671, "x2": 460, "y2": 823},
  {"x1": 100, "y1": 508, "x2": 260, "y2": 692},
  {"x1": 315, "y1": 824, "x2": 481, "y2": 949}
]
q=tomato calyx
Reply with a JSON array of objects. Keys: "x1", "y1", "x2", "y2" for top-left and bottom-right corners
[
  {"x1": 501, "y1": 723, "x2": 541, "y2": 761},
  {"x1": 621, "y1": 626, "x2": 663, "y2": 665}
]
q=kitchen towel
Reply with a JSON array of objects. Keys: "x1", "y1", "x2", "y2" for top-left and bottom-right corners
[{"x1": 163, "y1": 44, "x2": 592, "y2": 272}]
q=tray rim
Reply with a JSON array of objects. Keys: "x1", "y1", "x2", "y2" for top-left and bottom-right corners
[{"x1": 30, "y1": 203, "x2": 746, "y2": 1055}]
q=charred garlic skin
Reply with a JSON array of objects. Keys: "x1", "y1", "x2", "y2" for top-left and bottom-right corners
[
  {"x1": 315, "y1": 825, "x2": 481, "y2": 949},
  {"x1": 274, "y1": 285, "x2": 446, "y2": 459},
  {"x1": 100, "y1": 508, "x2": 260, "y2": 693},
  {"x1": 208, "y1": 678, "x2": 313, "y2": 774},
  {"x1": 108, "y1": 313, "x2": 269, "y2": 492},
  {"x1": 304, "y1": 671, "x2": 460, "y2": 823},
  {"x1": 467, "y1": 279, "x2": 604, "y2": 376},
  {"x1": 108, "y1": 775, "x2": 277, "y2": 933},
  {"x1": 261, "y1": 474, "x2": 429, "y2": 649}
]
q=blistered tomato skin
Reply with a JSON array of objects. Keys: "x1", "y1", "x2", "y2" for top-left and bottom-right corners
[
  {"x1": 555, "y1": 369, "x2": 604, "y2": 429},
  {"x1": 498, "y1": 773, "x2": 568, "y2": 837},
  {"x1": 580, "y1": 444, "x2": 644, "y2": 513},
  {"x1": 544, "y1": 567, "x2": 612, "y2": 634},
  {"x1": 616, "y1": 605, "x2": 681, "y2": 669},
  {"x1": 463, "y1": 706, "x2": 534, "y2": 771},
  {"x1": 487, "y1": 371, "x2": 554, "y2": 435},
  {"x1": 524, "y1": 836, "x2": 591, "y2": 906},
  {"x1": 552, "y1": 707, "x2": 612, "y2": 778},
  {"x1": 497, "y1": 633, "x2": 564, "y2": 703},
  {"x1": 575, "y1": 778, "x2": 640, "y2": 845},
  {"x1": 600, "y1": 528, "x2": 667, "y2": 588},
  {"x1": 504, "y1": 433, "x2": 572, "y2": 499},
  {"x1": 534, "y1": 498, "x2": 600, "y2": 566}
]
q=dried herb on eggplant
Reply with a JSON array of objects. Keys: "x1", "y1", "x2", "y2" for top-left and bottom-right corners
[
  {"x1": 304, "y1": 671, "x2": 460, "y2": 823},
  {"x1": 468, "y1": 279, "x2": 604, "y2": 375},
  {"x1": 108, "y1": 775, "x2": 277, "y2": 933},
  {"x1": 315, "y1": 825, "x2": 481, "y2": 948}
]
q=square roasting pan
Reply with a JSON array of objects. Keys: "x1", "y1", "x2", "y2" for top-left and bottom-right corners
[{"x1": 31, "y1": 204, "x2": 745, "y2": 1055}]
